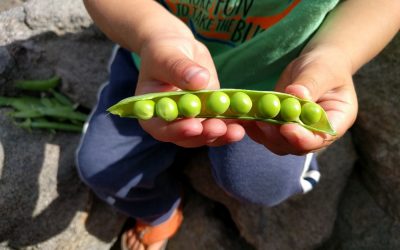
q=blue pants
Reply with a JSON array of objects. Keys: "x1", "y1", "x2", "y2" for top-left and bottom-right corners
[{"x1": 76, "y1": 47, "x2": 320, "y2": 226}]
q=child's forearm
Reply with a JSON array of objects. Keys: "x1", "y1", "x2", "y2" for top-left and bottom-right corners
[
  {"x1": 304, "y1": 0, "x2": 400, "y2": 74},
  {"x1": 83, "y1": 0, "x2": 194, "y2": 53}
]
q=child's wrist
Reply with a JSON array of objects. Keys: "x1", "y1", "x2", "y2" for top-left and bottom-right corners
[
  {"x1": 137, "y1": 27, "x2": 195, "y2": 56},
  {"x1": 301, "y1": 44, "x2": 354, "y2": 75}
]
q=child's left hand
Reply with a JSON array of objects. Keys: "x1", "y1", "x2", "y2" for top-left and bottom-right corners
[{"x1": 243, "y1": 46, "x2": 358, "y2": 155}]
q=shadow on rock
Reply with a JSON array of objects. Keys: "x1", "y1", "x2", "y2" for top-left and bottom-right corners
[
  {"x1": 0, "y1": 27, "x2": 124, "y2": 249},
  {"x1": 0, "y1": 111, "x2": 85, "y2": 247}
]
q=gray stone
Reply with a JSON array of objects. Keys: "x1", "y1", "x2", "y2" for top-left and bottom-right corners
[
  {"x1": 24, "y1": 0, "x2": 92, "y2": 34},
  {"x1": 352, "y1": 33, "x2": 400, "y2": 219},
  {"x1": 0, "y1": 0, "x2": 92, "y2": 46},
  {"x1": 0, "y1": 6, "x2": 31, "y2": 46},
  {"x1": 168, "y1": 190, "x2": 254, "y2": 250},
  {"x1": 0, "y1": 1, "x2": 124, "y2": 249},
  {"x1": 2, "y1": 25, "x2": 113, "y2": 108},
  {"x1": 0, "y1": 0, "x2": 25, "y2": 12},
  {"x1": 0, "y1": 109, "x2": 124, "y2": 249},
  {"x1": 184, "y1": 134, "x2": 357, "y2": 250},
  {"x1": 0, "y1": 46, "x2": 12, "y2": 75},
  {"x1": 0, "y1": 0, "x2": 113, "y2": 108},
  {"x1": 322, "y1": 173, "x2": 400, "y2": 250},
  {"x1": 52, "y1": 31, "x2": 115, "y2": 109},
  {"x1": 0, "y1": 46, "x2": 14, "y2": 87}
]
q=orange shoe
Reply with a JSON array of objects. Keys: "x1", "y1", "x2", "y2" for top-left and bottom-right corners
[{"x1": 121, "y1": 207, "x2": 183, "y2": 250}]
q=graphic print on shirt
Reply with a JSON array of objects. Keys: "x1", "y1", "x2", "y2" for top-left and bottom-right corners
[{"x1": 159, "y1": 0, "x2": 301, "y2": 46}]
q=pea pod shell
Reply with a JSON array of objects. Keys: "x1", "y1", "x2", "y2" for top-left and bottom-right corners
[
  {"x1": 107, "y1": 89, "x2": 336, "y2": 136},
  {"x1": 18, "y1": 119, "x2": 83, "y2": 133},
  {"x1": 49, "y1": 89, "x2": 75, "y2": 107},
  {"x1": 14, "y1": 76, "x2": 61, "y2": 91}
]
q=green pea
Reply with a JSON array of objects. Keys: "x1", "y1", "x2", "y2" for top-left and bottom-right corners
[
  {"x1": 280, "y1": 97, "x2": 301, "y2": 122},
  {"x1": 258, "y1": 94, "x2": 280, "y2": 118},
  {"x1": 155, "y1": 97, "x2": 178, "y2": 121},
  {"x1": 206, "y1": 91, "x2": 230, "y2": 115},
  {"x1": 301, "y1": 102, "x2": 322, "y2": 125},
  {"x1": 230, "y1": 92, "x2": 252, "y2": 114},
  {"x1": 133, "y1": 100, "x2": 155, "y2": 120},
  {"x1": 178, "y1": 93, "x2": 201, "y2": 118}
]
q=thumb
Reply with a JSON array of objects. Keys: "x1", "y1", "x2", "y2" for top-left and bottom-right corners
[
  {"x1": 167, "y1": 57, "x2": 210, "y2": 90},
  {"x1": 146, "y1": 47, "x2": 210, "y2": 91},
  {"x1": 277, "y1": 62, "x2": 341, "y2": 101}
]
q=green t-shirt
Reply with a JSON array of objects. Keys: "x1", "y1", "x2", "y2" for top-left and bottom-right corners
[{"x1": 134, "y1": 0, "x2": 339, "y2": 90}]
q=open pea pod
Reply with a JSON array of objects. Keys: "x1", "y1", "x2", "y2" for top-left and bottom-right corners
[{"x1": 107, "y1": 89, "x2": 337, "y2": 136}]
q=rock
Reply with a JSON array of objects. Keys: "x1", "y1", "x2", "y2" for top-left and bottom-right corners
[
  {"x1": 0, "y1": 46, "x2": 12, "y2": 75},
  {"x1": 0, "y1": 0, "x2": 25, "y2": 12},
  {"x1": 0, "y1": 0, "x2": 113, "y2": 108},
  {"x1": 321, "y1": 171, "x2": 400, "y2": 250},
  {"x1": 352, "y1": 33, "x2": 400, "y2": 219},
  {"x1": 53, "y1": 31, "x2": 115, "y2": 109},
  {"x1": 0, "y1": 6, "x2": 30, "y2": 46},
  {"x1": 0, "y1": 46, "x2": 14, "y2": 86},
  {"x1": 184, "y1": 134, "x2": 357, "y2": 250},
  {"x1": 3, "y1": 29, "x2": 113, "y2": 108},
  {"x1": 168, "y1": 189, "x2": 254, "y2": 250},
  {"x1": 24, "y1": 0, "x2": 92, "y2": 33},
  {"x1": 0, "y1": 1, "x2": 124, "y2": 249},
  {"x1": 0, "y1": 0, "x2": 92, "y2": 46},
  {"x1": 0, "y1": 110, "x2": 125, "y2": 249}
]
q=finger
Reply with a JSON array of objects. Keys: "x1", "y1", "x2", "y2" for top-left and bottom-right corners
[
  {"x1": 141, "y1": 45, "x2": 212, "y2": 91},
  {"x1": 279, "y1": 123, "x2": 332, "y2": 153},
  {"x1": 253, "y1": 122, "x2": 297, "y2": 155},
  {"x1": 223, "y1": 121, "x2": 246, "y2": 143},
  {"x1": 174, "y1": 120, "x2": 245, "y2": 148},
  {"x1": 162, "y1": 54, "x2": 210, "y2": 89},
  {"x1": 193, "y1": 46, "x2": 220, "y2": 90},
  {"x1": 139, "y1": 118, "x2": 203, "y2": 142},
  {"x1": 135, "y1": 79, "x2": 181, "y2": 96},
  {"x1": 277, "y1": 60, "x2": 345, "y2": 101},
  {"x1": 318, "y1": 85, "x2": 358, "y2": 138},
  {"x1": 174, "y1": 119, "x2": 227, "y2": 148},
  {"x1": 275, "y1": 60, "x2": 295, "y2": 93},
  {"x1": 207, "y1": 122, "x2": 246, "y2": 147},
  {"x1": 200, "y1": 118, "x2": 228, "y2": 142}
]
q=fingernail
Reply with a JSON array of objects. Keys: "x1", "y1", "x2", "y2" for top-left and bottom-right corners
[
  {"x1": 286, "y1": 85, "x2": 312, "y2": 100},
  {"x1": 257, "y1": 121, "x2": 275, "y2": 134},
  {"x1": 184, "y1": 67, "x2": 207, "y2": 83},
  {"x1": 297, "y1": 85, "x2": 312, "y2": 100},
  {"x1": 183, "y1": 129, "x2": 201, "y2": 137}
]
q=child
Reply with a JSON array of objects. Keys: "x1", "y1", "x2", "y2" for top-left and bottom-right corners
[{"x1": 77, "y1": 0, "x2": 400, "y2": 249}]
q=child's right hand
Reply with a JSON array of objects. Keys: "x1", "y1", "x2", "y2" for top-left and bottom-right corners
[{"x1": 135, "y1": 35, "x2": 245, "y2": 147}]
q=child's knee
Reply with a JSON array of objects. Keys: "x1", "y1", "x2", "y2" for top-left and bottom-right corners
[
  {"x1": 212, "y1": 164, "x2": 304, "y2": 206},
  {"x1": 76, "y1": 135, "x2": 179, "y2": 196},
  {"x1": 75, "y1": 144, "x2": 108, "y2": 189},
  {"x1": 208, "y1": 138, "x2": 319, "y2": 206}
]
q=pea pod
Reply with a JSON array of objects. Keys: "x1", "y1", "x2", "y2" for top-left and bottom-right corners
[
  {"x1": 14, "y1": 76, "x2": 61, "y2": 91},
  {"x1": 0, "y1": 96, "x2": 43, "y2": 111},
  {"x1": 49, "y1": 89, "x2": 75, "y2": 108},
  {"x1": 107, "y1": 89, "x2": 336, "y2": 135},
  {"x1": 40, "y1": 97, "x2": 53, "y2": 108},
  {"x1": 9, "y1": 110, "x2": 43, "y2": 119},
  {"x1": 18, "y1": 119, "x2": 83, "y2": 133},
  {"x1": 35, "y1": 107, "x2": 88, "y2": 122}
]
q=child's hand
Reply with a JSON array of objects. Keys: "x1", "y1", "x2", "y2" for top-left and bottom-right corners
[
  {"x1": 244, "y1": 46, "x2": 358, "y2": 155},
  {"x1": 136, "y1": 35, "x2": 245, "y2": 147}
]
